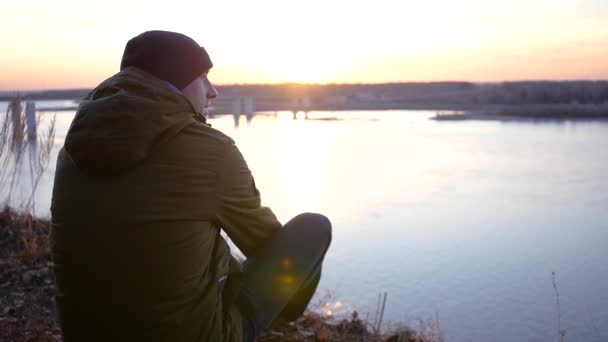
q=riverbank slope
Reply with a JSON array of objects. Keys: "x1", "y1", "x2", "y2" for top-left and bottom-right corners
[{"x1": 0, "y1": 207, "x2": 438, "y2": 342}]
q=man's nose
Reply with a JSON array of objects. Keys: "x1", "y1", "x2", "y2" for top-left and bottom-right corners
[{"x1": 206, "y1": 83, "x2": 218, "y2": 99}]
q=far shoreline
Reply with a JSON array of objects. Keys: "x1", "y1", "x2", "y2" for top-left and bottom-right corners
[
  {"x1": 431, "y1": 103, "x2": 608, "y2": 122},
  {"x1": 3, "y1": 95, "x2": 608, "y2": 122}
]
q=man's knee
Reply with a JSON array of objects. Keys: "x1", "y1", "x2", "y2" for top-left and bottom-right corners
[{"x1": 289, "y1": 212, "x2": 332, "y2": 247}]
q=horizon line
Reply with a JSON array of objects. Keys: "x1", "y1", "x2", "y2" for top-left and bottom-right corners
[{"x1": 3, "y1": 78, "x2": 608, "y2": 93}]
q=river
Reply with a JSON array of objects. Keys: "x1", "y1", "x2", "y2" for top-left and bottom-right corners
[{"x1": 2, "y1": 101, "x2": 608, "y2": 341}]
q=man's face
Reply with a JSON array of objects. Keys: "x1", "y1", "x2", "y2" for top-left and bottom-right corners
[{"x1": 182, "y1": 73, "x2": 218, "y2": 117}]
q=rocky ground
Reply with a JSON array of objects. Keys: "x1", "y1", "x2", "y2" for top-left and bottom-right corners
[
  {"x1": 0, "y1": 208, "x2": 60, "y2": 341},
  {"x1": 0, "y1": 207, "x2": 431, "y2": 342}
]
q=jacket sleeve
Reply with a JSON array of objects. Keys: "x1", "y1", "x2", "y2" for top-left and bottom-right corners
[{"x1": 215, "y1": 141, "x2": 282, "y2": 257}]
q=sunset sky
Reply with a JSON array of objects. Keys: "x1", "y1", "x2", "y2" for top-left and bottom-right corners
[{"x1": 1, "y1": 0, "x2": 607, "y2": 90}]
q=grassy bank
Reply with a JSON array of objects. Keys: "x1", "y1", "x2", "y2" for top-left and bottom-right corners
[
  {"x1": 0, "y1": 207, "x2": 58, "y2": 341},
  {"x1": 0, "y1": 207, "x2": 439, "y2": 342}
]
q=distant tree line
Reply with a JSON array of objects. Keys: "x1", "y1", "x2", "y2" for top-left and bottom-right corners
[
  {"x1": 3, "y1": 81, "x2": 608, "y2": 107},
  {"x1": 474, "y1": 81, "x2": 608, "y2": 105},
  {"x1": 216, "y1": 81, "x2": 608, "y2": 106}
]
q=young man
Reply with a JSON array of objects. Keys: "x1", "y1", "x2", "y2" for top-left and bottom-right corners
[{"x1": 51, "y1": 30, "x2": 331, "y2": 342}]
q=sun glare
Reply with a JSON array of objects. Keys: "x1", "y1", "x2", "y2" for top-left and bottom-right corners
[{"x1": 272, "y1": 118, "x2": 330, "y2": 216}]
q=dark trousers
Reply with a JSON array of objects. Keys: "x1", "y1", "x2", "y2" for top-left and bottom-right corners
[{"x1": 236, "y1": 213, "x2": 332, "y2": 342}]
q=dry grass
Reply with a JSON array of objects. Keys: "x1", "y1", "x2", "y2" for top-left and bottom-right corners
[
  {"x1": 258, "y1": 290, "x2": 443, "y2": 342},
  {"x1": 0, "y1": 207, "x2": 51, "y2": 262},
  {"x1": 1, "y1": 97, "x2": 56, "y2": 214},
  {"x1": 258, "y1": 311, "x2": 433, "y2": 342},
  {"x1": 1, "y1": 97, "x2": 55, "y2": 258},
  {"x1": 0, "y1": 207, "x2": 58, "y2": 341}
]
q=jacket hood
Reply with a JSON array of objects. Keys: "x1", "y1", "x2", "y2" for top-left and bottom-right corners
[{"x1": 65, "y1": 67, "x2": 202, "y2": 178}]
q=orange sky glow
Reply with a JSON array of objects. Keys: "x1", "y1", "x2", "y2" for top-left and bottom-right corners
[{"x1": 1, "y1": 0, "x2": 607, "y2": 90}]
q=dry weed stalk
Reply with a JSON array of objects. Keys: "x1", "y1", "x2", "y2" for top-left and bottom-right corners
[
  {"x1": 552, "y1": 271, "x2": 567, "y2": 342},
  {"x1": 1, "y1": 96, "x2": 56, "y2": 257},
  {"x1": 372, "y1": 292, "x2": 388, "y2": 334}
]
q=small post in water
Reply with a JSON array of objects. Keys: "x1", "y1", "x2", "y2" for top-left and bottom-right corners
[
  {"x1": 26, "y1": 102, "x2": 37, "y2": 142},
  {"x1": 9, "y1": 96, "x2": 23, "y2": 146}
]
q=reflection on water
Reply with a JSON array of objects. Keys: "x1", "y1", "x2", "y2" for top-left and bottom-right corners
[
  {"x1": 215, "y1": 111, "x2": 608, "y2": 342},
  {"x1": 227, "y1": 111, "x2": 349, "y2": 128},
  {"x1": 3, "y1": 106, "x2": 608, "y2": 342}
]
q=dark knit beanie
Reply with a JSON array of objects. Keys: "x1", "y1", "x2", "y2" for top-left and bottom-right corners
[{"x1": 120, "y1": 30, "x2": 213, "y2": 90}]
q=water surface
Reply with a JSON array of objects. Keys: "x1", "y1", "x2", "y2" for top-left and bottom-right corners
[{"x1": 2, "y1": 103, "x2": 607, "y2": 341}]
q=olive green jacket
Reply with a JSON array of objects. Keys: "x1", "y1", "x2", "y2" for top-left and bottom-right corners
[{"x1": 51, "y1": 67, "x2": 281, "y2": 342}]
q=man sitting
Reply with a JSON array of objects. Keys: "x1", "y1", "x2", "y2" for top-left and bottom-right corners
[{"x1": 51, "y1": 30, "x2": 332, "y2": 342}]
